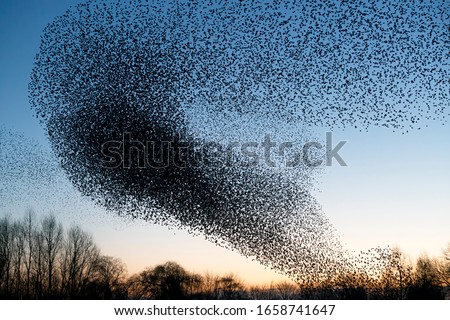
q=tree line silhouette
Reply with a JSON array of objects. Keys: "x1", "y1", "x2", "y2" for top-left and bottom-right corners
[{"x1": 0, "y1": 212, "x2": 448, "y2": 299}]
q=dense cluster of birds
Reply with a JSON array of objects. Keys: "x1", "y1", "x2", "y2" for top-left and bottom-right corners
[{"x1": 28, "y1": 0, "x2": 448, "y2": 283}]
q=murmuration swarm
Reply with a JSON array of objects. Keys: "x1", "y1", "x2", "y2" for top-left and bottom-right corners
[{"x1": 28, "y1": 0, "x2": 448, "y2": 283}]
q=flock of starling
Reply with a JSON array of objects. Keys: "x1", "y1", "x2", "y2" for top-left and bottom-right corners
[
  {"x1": 27, "y1": 0, "x2": 448, "y2": 283},
  {"x1": 0, "y1": 129, "x2": 55, "y2": 209}
]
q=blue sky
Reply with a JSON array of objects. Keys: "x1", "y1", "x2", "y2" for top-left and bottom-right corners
[{"x1": 0, "y1": 0, "x2": 449, "y2": 284}]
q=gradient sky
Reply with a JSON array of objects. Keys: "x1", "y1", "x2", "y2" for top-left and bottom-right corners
[{"x1": 0, "y1": 0, "x2": 449, "y2": 285}]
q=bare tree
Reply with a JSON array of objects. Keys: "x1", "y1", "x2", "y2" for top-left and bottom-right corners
[
  {"x1": 414, "y1": 254, "x2": 439, "y2": 287},
  {"x1": 41, "y1": 215, "x2": 63, "y2": 296},
  {"x1": 378, "y1": 247, "x2": 413, "y2": 299},
  {"x1": 31, "y1": 229, "x2": 45, "y2": 298},
  {"x1": 90, "y1": 255, "x2": 127, "y2": 298},
  {"x1": 0, "y1": 216, "x2": 12, "y2": 296},
  {"x1": 184, "y1": 272, "x2": 203, "y2": 297},
  {"x1": 11, "y1": 220, "x2": 25, "y2": 297},
  {"x1": 444, "y1": 244, "x2": 450, "y2": 264},
  {"x1": 435, "y1": 244, "x2": 450, "y2": 287},
  {"x1": 217, "y1": 273, "x2": 245, "y2": 299},
  {"x1": 274, "y1": 281, "x2": 300, "y2": 299},
  {"x1": 129, "y1": 261, "x2": 197, "y2": 299},
  {"x1": 126, "y1": 273, "x2": 148, "y2": 299},
  {"x1": 1, "y1": 212, "x2": 128, "y2": 299},
  {"x1": 147, "y1": 261, "x2": 190, "y2": 299},
  {"x1": 61, "y1": 226, "x2": 99, "y2": 298},
  {"x1": 22, "y1": 210, "x2": 36, "y2": 298},
  {"x1": 199, "y1": 271, "x2": 220, "y2": 298},
  {"x1": 408, "y1": 254, "x2": 443, "y2": 299}
]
